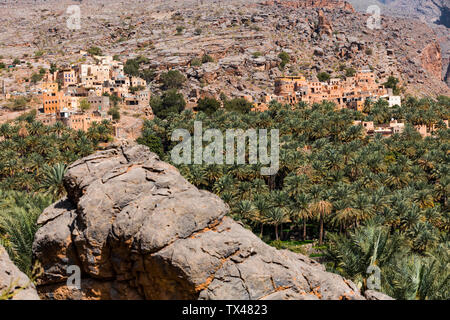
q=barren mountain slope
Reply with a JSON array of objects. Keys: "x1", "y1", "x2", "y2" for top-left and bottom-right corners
[
  {"x1": 348, "y1": 0, "x2": 450, "y2": 85},
  {"x1": 0, "y1": 0, "x2": 448, "y2": 99}
]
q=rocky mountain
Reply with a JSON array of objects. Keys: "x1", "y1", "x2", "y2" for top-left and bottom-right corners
[
  {"x1": 0, "y1": 246, "x2": 40, "y2": 300},
  {"x1": 0, "y1": 0, "x2": 448, "y2": 101},
  {"x1": 31, "y1": 143, "x2": 392, "y2": 300},
  {"x1": 348, "y1": 0, "x2": 450, "y2": 86},
  {"x1": 349, "y1": 0, "x2": 449, "y2": 26}
]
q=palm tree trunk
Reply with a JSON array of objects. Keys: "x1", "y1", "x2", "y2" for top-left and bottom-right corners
[
  {"x1": 303, "y1": 220, "x2": 307, "y2": 240},
  {"x1": 319, "y1": 214, "x2": 324, "y2": 245},
  {"x1": 269, "y1": 175, "x2": 276, "y2": 190},
  {"x1": 280, "y1": 223, "x2": 283, "y2": 240},
  {"x1": 275, "y1": 224, "x2": 279, "y2": 241},
  {"x1": 260, "y1": 223, "x2": 264, "y2": 238}
]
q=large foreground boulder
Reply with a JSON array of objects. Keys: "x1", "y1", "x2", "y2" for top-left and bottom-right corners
[
  {"x1": 33, "y1": 143, "x2": 377, "y2": 300},
  {"x1": 0, "y1": 246, "x2": 39, "y2": 300}
]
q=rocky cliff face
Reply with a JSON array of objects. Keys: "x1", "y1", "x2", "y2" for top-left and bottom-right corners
[
  {"x1": 445, "y1": 61, "x2": 450, "y2": 86},
  {"x1": 349, "y1": 0, "x2": 450, "y2": 86},
  {"x1": 0, "y1": 246, "x2": 40, "y2": 300},
  {"x1": 32, "y1": 143, "x2": 389, "y2": 300},
  {"x1": 350, "y1": 0, "x2": 449, "y2": 26},
  {"x1": 421, "y1": 42, "x2": 443, "y2": 81},
  {"x1": 317, "y1": 10, "x2": 334, "y2": 36}
]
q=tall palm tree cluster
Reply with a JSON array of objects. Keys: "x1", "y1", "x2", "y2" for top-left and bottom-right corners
[
  {"x1": 0, "y1": 190, "x2": 52, "y2": 278},
  {"x1": 366, "y1": 95, "x2": 449, "y2": 127},
  {"x1": 138, "y1": 96, "x2": 449, "y2": 300},
  {"x1": 0, "y1": 112, "x2": 114, "y2": 275},
  {"x1": 0, "y1": 113, "x2": 113, "y2": 192}
]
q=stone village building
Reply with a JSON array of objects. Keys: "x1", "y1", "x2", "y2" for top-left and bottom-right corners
[
  {"x1": 267, "y1": 68, "x2": 401, "y2": 111},
  {"x1": 36, "y1": 55, "x2": 148, "y2": 132},
  {"x1": 354, "y1": 119, "x2": 449, "y2": 138}
]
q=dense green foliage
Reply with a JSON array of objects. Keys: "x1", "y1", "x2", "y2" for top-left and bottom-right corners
[
  {"x1": 383, "y1": 76, "x2": 401, "y2": 95},
  {"x1": 160, "y1": 70, "x2": 186, "y2": 90},
  {"x1": 0, "y1": 114, "x2": 114, "y2": 275},
  {"x1": 278, "y1": 51, "x2": 290, "y2": 69},
  {"x1": 317, "y1": 72, "x2": 331, "y2": 82},
  {"x1": 136, "y1": 132, "x2": 164, "y2": 158},
  {"x1": 325, "y1": 221, "x2": 449, "y2": 300},
  {"x1": 150, "y1": 89, "x2": 186, "y2": 119},
  {"x1": 365, "y1": 95, "x2": 449, "y2": 125},
  {"x1": 0, "y1": 115, "x2": 113, "y2": 191},
  {"x1": 87, "y1": 46, "x2": 103, "y2": 56},
  {"x1": 124, "y1": 59, "x2": 140, "y2": 76},
  {"x1": 195, "y1": 97, "x2": 221, "y2": 115},
  {"x1": 223, "y1": 97, "x2": 253, "y2": 114},
  {"x1": 138, "y1": 96, "x2": 449, "y2": 299},
  {"x1": 0, "y1": 191, "x2": 53, "y2": 277},
  {"x1": 123, "y1": 56, "x2": 155, "y2": 83}
]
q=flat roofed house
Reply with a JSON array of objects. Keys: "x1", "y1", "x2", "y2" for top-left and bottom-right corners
[
  {"x1": 57, "y1": 69, "x2": 77, "y2": 88},
  {"x1": 62, "y1": 111, "x2": 111, "y2": 132},
  {"x1": 87, "y1": 95, "x2": 110, "y2": 112},
  {"x1": 130, "y1": 76, "x2": 146, "y2": 87},
  {"x1": 42, "y1": 91, "x2": 66, "y2": 114},
  {"x1": 380, "y1": 95, "x2": 402, "y2": 107},
  {"x1": 271, "y1": 68, "x2": 390, "y2": 110},
  {"x1": 41, "y1": 82, "x2": 58, "y2": 94}
]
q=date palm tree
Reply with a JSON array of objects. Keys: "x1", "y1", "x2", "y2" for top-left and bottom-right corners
[
  {"x1": 0, "y1": 191, "x2": 52, "y2": 276},
  {"x1": 41, "y1": 163, "x2": 67, "y2": 200},
  {"x1": 309, "y1": 197, "x2": 332, "y2": 245},
  {"x1": 265, "y1": 207, "x2": 289, "y2": 241},
  {"x1": 253, "y1": 196, "x2": 270, "y2": 237},
  {"x1": 291, "y1": 194, "x2": 311, "y2": 240}
]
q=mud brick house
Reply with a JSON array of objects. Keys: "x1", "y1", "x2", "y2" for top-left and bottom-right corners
[
  {"x1": 60, "y1": 111, "x2": 112, "y2": 132},
  {"x1": 124, "y1": 89, "x2": 150, "y2": 107},
  {"x1": 42, "y1": 91, "x2": 66, "y2": 114},
  {"x1": 57, "y1": 69, "x2": 77, "y2": 88},
  {"x1": 87, "y1": 95, "x2": 110, "y2": 112},
  {"x1": 272, "y1": 69, "x2": 398, "y2": 110},
  {"x1": 33, "y1": 55, "x2": 148, "y2": 135},
  {"x1": 40, "y1": 82, "x2": 58, "y2": 94},
  {"x1": 354, "y1": 120, "x2": 405, "y2": 137}
]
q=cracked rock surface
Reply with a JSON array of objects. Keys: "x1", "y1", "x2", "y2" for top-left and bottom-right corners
[
  {"x1": 0, "y1": 245, "x2": 39, "y2": 300},
  {"x1": 33, "y1": 143, "x2": 369, "y2": 300}
]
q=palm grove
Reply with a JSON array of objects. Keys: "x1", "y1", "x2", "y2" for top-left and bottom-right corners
[
  {"x1": 138, "y1": 93, "x2": 449, "y2": 300},
  {"x1": 0, "y1": 111, "x2": 114, "y2": 278}
]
